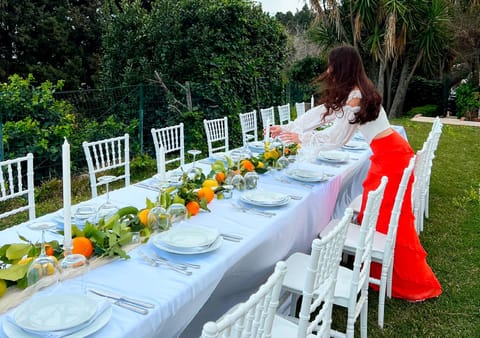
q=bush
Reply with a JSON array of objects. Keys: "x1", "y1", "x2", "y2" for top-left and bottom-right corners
[
  {"x1": 455, "y1": 81, "x2": 480, "y2": 120},
  {"x1": 404, "y1": 76, "x2": 443, "y2": 113},
  {"x1": 407, "y1": 104, "x2": 440, "y2": 117}
]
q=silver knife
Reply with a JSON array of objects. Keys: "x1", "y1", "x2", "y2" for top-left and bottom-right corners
[{"x1": 88, "y1": 288, "x2": 155, "y2": 310}]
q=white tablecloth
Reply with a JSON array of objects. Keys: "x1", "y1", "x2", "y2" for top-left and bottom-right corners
[{"x1": 0, "y1": 126, "x2": 406, "y2": 338}]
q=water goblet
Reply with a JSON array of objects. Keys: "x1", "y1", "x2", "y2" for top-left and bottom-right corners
[
  {"x1": 230, "y1": 152, "x2": 246, "y2": 191},
  {"x1": 166, "y1": 203, "x2": 188, "y2": 225},
  {"x1": 96, "y1": 175, "x2": 119, "y2": 219},
  {"x1": 148, "y1": 206, "x2": 171, "y2": 231},
  {"x1": 26, "y1": 221, "x2": 62, "y2": 291},
  {"x1": 187, "y1": 149, "x2": 202, "y2": 179},
  {"x1": 275, "y1": 142, "x2": 290, "y2": 171},
  {"x1": 244, "y1": 171, "x2": 259, "y2": 190}
]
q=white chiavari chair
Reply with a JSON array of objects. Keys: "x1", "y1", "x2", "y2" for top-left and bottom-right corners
[
  {"x1": 0, "y1": 153, "x2": 35, "y2": 220},
  {"x1": 273, "y1": 209, "x2": 353, "y2": 338},
  {"x1": 260, "y1": 106, "x2": 275, "y2": 129},
  {"x1": 151, "y1": 123, "x2": 185, "y2": 174},
  {"x1": 277, "y1": 104, "x2": 291, "y2": 125},
  {"x1": 200, "y1": 261, "x2": 287, "y2": 338},
  {"x1": 203, "y1": 117, "x2": 229, "y2": 158},
  {"x1": 239, "y1": 110, "x2": 258, "y2": 147},
  {"x1": 295, "y1": 102, "x2": 306, "y2": 118},
  {"x1": 82, "y1": 134, "x2": 130, "y2": 198},
  {"x1": 282, "y1": 177, "x2": 387, "y2": 338}
]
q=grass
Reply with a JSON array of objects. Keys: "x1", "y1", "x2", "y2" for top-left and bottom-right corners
[{"x1": 1, "y1": 119, "x2": 480, "y2": 336}]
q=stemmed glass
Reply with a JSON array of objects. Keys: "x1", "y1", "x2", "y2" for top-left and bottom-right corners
[
  {"x1": 275, "y1": 141, "x2": 290, "y2": 171},
  {"x1": 230, "y1": 151, "x2": 246, "y2": 191},
  {"x1": 96, "y1": 175, "x2": 118, "y2": 219},
  {"x1": 61, "y1": 249, "x2": 89, "y2": 290},
  {"x1": 187, "y1": 149, "x2": 202, "y2": 179},
  {"x1": 166, "y1": 203, "x2": 188, "y2": 225},
  {"x1": 26, "y1": 221, "x2": 62, "y2": 291}
]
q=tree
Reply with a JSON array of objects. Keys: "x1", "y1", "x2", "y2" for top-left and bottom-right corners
[
  {"x1": 308, "y1": 0, "x2": 454, "y2": 117},
  {"x1": 99, "y1": 0, "x2": 289, "y2": 113},
  {"x1": 0, "y1": 0, "x2": 103, "y2": 90}
]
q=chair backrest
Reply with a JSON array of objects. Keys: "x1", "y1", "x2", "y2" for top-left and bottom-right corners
[
  {"x1": 310, "y1": 95, "x2": 315, "y2": 108},
  {"x1": 0, "y1": 153, "x2": 35, "y2": 220},
  {"x1": 82, "y1": 133, "x2": 130, "y2": 198},
  {"x1": 203, "y1": 117, "x2": 229, "y2": 158},
  {"x1": 347, "y1": 176, "x2": 388, "y2": 311},
  {"x1": 239, "y1": 111, "x2": 258, "y2": 146},
  {"x1": 200, "y1": 261, "x2": 287, "y2": 338},
  {"x1": 297, "y1": 208, "x2": 353, "y2": 338},
  {"x1": 381, "y1": 156, "x2": 415, "y2": 283},
  {"x1": 260, "y1": 107, "x2": 275, "y2": 129},
  {"x1": 151, "y1": 123, "x2": 185, "y2": 174},
  {"x1": 277, "y1": 104, "x2": 291, "y2": 125},
  {"x1": 295, "y1": 102, "x2": 306, "y2": 117}
]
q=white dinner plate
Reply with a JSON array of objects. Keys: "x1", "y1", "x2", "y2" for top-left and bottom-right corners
[
  {"x1": 342, "y1": 141, "x2": 368, "y2": 150},
  {"x1": 154, "y1": 225, "x2": 219, "y2": 249},
  {"x1": 240, "y1": 190, "x2": 290, "y2": 207},
  {"x1": 285, "y1": 169, "x2": 329, "y2": 182},
  {"x1": 14, "y1": 294, "x2": 98, "y2": 332},
  {"x1": 248, "y1": 141, "x2": 265, "y2": 152},
  {"x1": 210, "y1": 152, "x2": 227, "y2": 161},
  {"x1": 317, "y1": 150, "x2": 350, "y2": 163},
  {"x1": 4, "y1": 304, "x2": 112, "y2": 338},
  {"x1": 152, "y1": 234, "x2": 223, "y2": 254}
]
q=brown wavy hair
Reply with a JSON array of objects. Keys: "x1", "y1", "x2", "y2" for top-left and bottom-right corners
[{"x1": 317, "y1": 45, "x2": 382, "y2": 125}]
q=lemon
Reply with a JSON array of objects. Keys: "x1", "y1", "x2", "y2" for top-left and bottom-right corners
[
  {"x1": 0, "y1": 279, "x2": 7, "y2": 298},
  {"x1": 202, "y1": 179, "x2": 218, "y2": 188},
  {"x1": 257, "y1": 161, "x2": 264, "y2": 169}
]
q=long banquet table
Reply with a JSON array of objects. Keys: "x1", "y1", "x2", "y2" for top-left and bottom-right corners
[{"x1": 0, "y1": 127, "x2": 406, "y2": 338}]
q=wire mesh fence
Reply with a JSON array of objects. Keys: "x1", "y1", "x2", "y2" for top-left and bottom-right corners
[{"x1": 1, "y1": 79, "x2": 313, "y2": 184}]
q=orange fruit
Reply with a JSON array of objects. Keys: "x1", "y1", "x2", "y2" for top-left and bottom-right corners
[
  {"x1": 215, "y1": 172, "x2": 226, "y2": 184},
  {"x1": 198, "y1": 187, "x2": 215, "y2": 203},
  {"x1": 186, "y1": 201, "x2": 200, "y2": 216},
  {"x1": 137, "y1": 208, "x2": 150, "y2": 227},
  {"x1": 72, "y1": 236, "x2": 94, "y2": 258},
  {"x1": 241, "y1": 160, "x2": 255, "y2": 172},
  {"x1": 45, "y1": 244, "x2": 54, "y2": 256}
]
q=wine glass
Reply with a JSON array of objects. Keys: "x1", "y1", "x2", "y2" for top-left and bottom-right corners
[
  {"x1": 61, "y1": 249, "x2": 89, "y2": 291},
  {"x1": 26, "y1": 221, "x2": 62, "y2": 291},
  {"x1": 166, "y1": 203, "x2": 188, "y2": 225},
  {"x1": 148, "y1": 206, "x2": 170, "y2": 231},
  {"x1": 96, "y1": 175, "x2": 119, "y2": 220},
  {"x1": 230, "y1": 151, "x2": 246, "y2": 191},
  {"x1": 244, "y1": 171, "x2": 259, "y2": 190},
  {"x1": 187, "y1": 149, "x2": 202, "y2": 179},
  {"x1": 275, "y1": 142, "x2": 290, "y2": 171}
]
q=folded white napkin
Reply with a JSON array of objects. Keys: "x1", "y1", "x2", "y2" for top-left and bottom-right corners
[{"x1": 6, "y1": 300, "x2": 110, "y2": 338}]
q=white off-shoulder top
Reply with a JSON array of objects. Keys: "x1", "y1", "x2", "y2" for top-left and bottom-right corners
[{"x1": 281, "y1": 90, "x2": 390, "y2": 150}]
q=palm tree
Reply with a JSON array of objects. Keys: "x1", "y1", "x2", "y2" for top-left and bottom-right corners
[{"x1": 308, "y1": 0, "x2": 454, "y2": 117}]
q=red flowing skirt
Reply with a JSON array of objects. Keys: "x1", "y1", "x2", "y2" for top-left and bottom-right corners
[{"x1": 357, "y1": 131, "x2": 442, "y2": 301}]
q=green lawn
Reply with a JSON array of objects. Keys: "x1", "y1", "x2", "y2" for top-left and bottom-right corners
[{"x1": 1, "y1": 119, "x2": 480, "y2": 336}]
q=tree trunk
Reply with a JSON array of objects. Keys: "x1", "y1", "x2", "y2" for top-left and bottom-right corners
[
  {"x1": 389, "y1": 62, "x2": 409, "y2": 118},
  {"x1": 377, "y1": 61, "x2": 385, "y2": 98},
  {"x1": 389, "y1": 52, "x2": 423, "y2": 118}
]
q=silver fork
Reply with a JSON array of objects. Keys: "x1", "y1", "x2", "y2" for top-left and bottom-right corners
[
  {"x1": 230, "y1": 202, "x2": 276, "y2": 217},
  {"x1": 153, "y1": 253, "x2": 201, "y2": 269},
  {"x1": 138, "y1": 251, "x2": 192, "y2": 275}
]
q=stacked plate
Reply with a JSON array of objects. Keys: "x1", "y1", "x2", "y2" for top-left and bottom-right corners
[
  {"x1": 342, "y1": 140, "x2": 368, "y2": 151},
  {"x1": 248, "y1": 141, "x2": 265, "y2": 152},
  {"x1": 285, "y1": 168, "x2": 329, "y2": 182},
  {"x1": 210, "y1": 152, "x2": 228, "y2": 162},
  {"x1": 240, "y1": 190, "x2": 290, "y2": 207},
  {"x1": 317, "y1": 150, "x2": 350, "y2": 163},
  {"x1": 152, "y1": 225, "x2": 222, "y2": 254},
  {"x1": 4, "y1": 294, "x2": 112, "y2": 337}
]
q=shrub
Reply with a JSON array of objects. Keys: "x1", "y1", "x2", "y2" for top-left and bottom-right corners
[{"x1": 455, "y1": 81, "x2": 480, "y2": 120}]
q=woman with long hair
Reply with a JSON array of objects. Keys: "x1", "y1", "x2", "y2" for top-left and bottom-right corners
[{"x1": 271, "y1": 45, "x2": 442, "y2": 301}]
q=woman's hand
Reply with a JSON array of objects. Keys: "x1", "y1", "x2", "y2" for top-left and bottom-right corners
[
  {"x1": 269, "y1": 125, "x2": 283, "y2": 138},
  {"x1": 279, "y1": 131, "x2": 300, "y2": 144}
]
